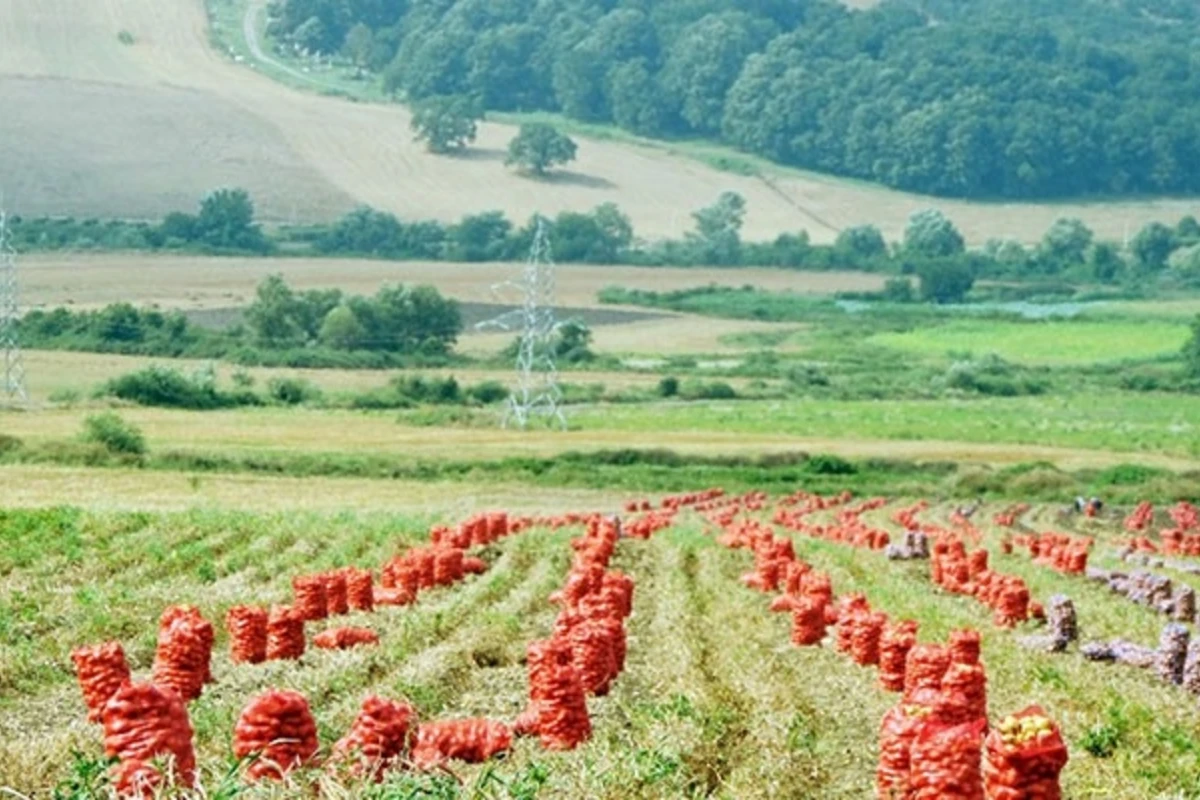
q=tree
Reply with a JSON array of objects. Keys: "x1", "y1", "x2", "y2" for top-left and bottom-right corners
[
  {"x1": 1131, "y1": 222, "x2": 1176, "y2": 271},
  {"x1": 550, "y1": 204, "x2": 632, "y2": 263},
  {"x1": 410, "y1": 95, "x2": 481, "y2": 154},
  {"x1": 342, "y1": 23, "x2": 375, "y2": 76},
  {"x1": 1038, "y1": 218, "x2": 1093, "y2": 272},
  {"x1": 904, "y1": 209, "x2": 965, "y2": 259},
  {"x1": 835, "y1": 225, "x2": 887, "y2": 262},
  {"x1": 916, "y1": 258, "x2": 975, "y2": 304},
  {"x1": 1178, "y1": 215, "x2": 1200, "y2": 244},
  {"x1": 554, "y1": 321, "x2": 595, "y2": 363},
  {"x1": 687, "y1": 191, "x2": 746, "y2": 266},
  {"x1": 447, "y1": 212, "x2": 512, "y2": 261},
  {"x1": 319, "y1": 304, "x2": 366, "y2": 349},
  {"x1": 194, "y1": 189, "x2": 270, "y2": 253},
  {"x1": 505, "y1": 123, "x2": 578, "y2": 175},
  {"x1": 1185, "y1": 315, "x2": 1200, "y2": 379},
  {"x1": 1087, "y1": 242, "x2": 1125, "y2": 282}
]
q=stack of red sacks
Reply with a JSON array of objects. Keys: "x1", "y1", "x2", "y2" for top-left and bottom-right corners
[
  {"x1": 1160, "y1": 503, "x2": 1200, "y2": 555},
  {"x1": 151, "y1": 606, "x2": 213, "y2": 703},
  {"x1": 102, "y1": 682, "x2": 196, "y2": 796},
  {"x1": 879, "y1": 621, "x2": 920, "y2": 692},
  {"x1": 313, "y1": 627, "x2": 380, "y2": 650},
  {"x1": 233, "y1": 690, "x2": 319, "y2": 781},
  {"x1": 225, "y1": 605, "x2": 268, "y2": 665},
  {"x1": 877, "y1": 633, "x2": 991, "y2": 800},
  {"x1": 266, "y1": 605, "x2": 305, "y2": 661},
  {"x1": 324, "y1": 570, "x2": 349, "y2": 615},
  {"x1": 410, "y1": 718, "x2": 513, "y2": 769},
  {"x1": 71, "y1": 641, "x2": 131, "y2": 723},
  {"x1": 330, "y1": 696, "x2": 415, "y2": 782},
  {"x1": 1124, "y1": 502, "x2": 1155, "y2": 533},
  {"x1": 893, "y1": 501, "x2": 931, "y2": 531},
  {"x1": 518, "y1": 636, "x2": 592, "y2": 749}
]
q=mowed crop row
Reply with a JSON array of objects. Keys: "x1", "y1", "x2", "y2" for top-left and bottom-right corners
[{"x1": 3, "y1": 492, "x2": 1200, "y2": 796}]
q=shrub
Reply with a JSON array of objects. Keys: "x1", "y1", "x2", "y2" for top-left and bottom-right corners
[
  {"x1": 804, "y1": 454, "x2": 857, "y2": 476},
  {"x1": 0, "y1": 434, "x2": 22, "y2": 456},
  {"x1": 468, "y1": 380, "x2": 509, "y2": 404},
  {"x1": 657, "y1": 376, "x2": 680, "y2": 397},
  {"x1": 680, "y1": 380, "x2": 737, "y2": 400},
  {"x1": 267, "y1": 377, "x2": 322, "y2": 406},
  {"x1": 106, "y1": 366, "x2": 242, "y2": 409},
  {"x1": 82, "y1": 413, "x2": 146, "y2": 456}
]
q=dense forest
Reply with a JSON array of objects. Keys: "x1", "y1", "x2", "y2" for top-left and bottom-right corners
[{"x1": 267, "y1": 0, "x2": 1200, "y2": 200}]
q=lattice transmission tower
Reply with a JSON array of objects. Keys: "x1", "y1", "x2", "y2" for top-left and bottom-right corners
[
  {"x1": 477, "y1": 216, "x2": 565, "y2": 429},
  {"x1": 0, "y1": 208, "x2": 28, "y2": 405}
]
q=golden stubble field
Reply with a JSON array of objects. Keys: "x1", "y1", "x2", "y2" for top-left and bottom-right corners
[{"x1": 0, "y1": 0, "x2": 1197, "y2": 243}]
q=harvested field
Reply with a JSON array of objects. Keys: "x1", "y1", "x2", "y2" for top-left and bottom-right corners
[
  {"x1": 2, "y1": 494, "x2": 1198, "y2": 797},
  {"x1": 18, "y1": 253, "x2": 884, "y2": 311},
  {"x1": 0, "y1": 0, "x2": 1197, "y2": 243}
]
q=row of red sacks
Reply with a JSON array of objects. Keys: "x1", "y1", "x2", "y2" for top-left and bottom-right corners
[
  {"x1": 992, "y1": 503, "x2": 1030, "y2": 528},
  {"x1": 708, "y1": 494, "x2": 1068, "y2": 800},
  {"x1": 1003, "y1": 531, "x2": 1092, "y2": 576},
  {"x1": 70, "y1": 506, "x2": 531, "y2": 793},
  {"x1": 932, "y1": 538, "x2": 1038, "y2": 629}
]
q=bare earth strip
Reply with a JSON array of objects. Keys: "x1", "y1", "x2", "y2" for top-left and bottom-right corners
[
  {"x1": 18, "y1": 253, "x2": 882, "y2": 310},
  {"x1": 0, "y1": 0, "x2": 1196, "y2": 243}
]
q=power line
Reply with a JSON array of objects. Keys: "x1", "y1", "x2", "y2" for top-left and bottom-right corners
[
  {"x1": 476, "y1": 217, "x2": 565, "y2": 430},
  {"x1": 0, "y1": 207, "x2": 29, "y2": 404}
]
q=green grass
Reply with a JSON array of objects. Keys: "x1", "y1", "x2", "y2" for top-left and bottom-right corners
[
  {"x1": 5, "y1": 500, "x2": 1200, "y2": 797},
  {"x1": 569, "y1": 393, "x2": 1200, "y2": 460},
  {"x1": 869, "y1": 320, "x2": 1191, "y2": 365}
]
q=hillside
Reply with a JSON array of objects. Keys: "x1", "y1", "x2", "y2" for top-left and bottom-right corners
[{"x1": 0, "y1": 0, "x2": 1195, "y2": 244}]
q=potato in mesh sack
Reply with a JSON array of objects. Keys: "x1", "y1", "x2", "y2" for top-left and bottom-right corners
[
  {"x1": 527, "y1": 637, "x2": 591, "y2": 750},
  {"x1": 102, "y1": 681, "x2": 196, "y2": 792},
  {"x1": 879, "y1": 621, "x2": 919, "y2": 692},
  {"x1": 152, "y1": 613, "x2": 213, "y2": 703},
  {"x1": 159, "y1": 606, "x2": 214, "y2": 684},
  {"x1": 409, "y1": 718, "x2": 512, "y2": 770},
  {"x1": 72, "y1": 641, "x2": 131, "y2": 723},
  {"x1": 433, "y1": 546, "x2": 465, "y2": 586},
  {"x1": 266, "y1": 605, "x2": 306, "y2": 661},
  {"x1": 791, "y1": 596, "x2": 828, "y2": 646},
  {"x1": 983, "y1": 706, "x2": 1069, "y2": 800},
  {"x1": 325, "y1": 570, "x2": 349, "y2": 616},
  {"x1": 904, "y1": 644, "x2": 951, "y2": 699},
  {"x1": 225, "y1": 605, "x2": 268, "y2": 665},
  {"x1": 345, "y1": 567, "x2": 375, "y2": 611},
  {"x1": 233, "y1": 689, "x2": 320, "y2": 781},
  {"x1": 330, "y1": 695, "x2": 415, "y2": 782},
  {"x1": 949, "y1": 629, "x2": 982, "y2": 665},
  {"x1": 909, "y1": 717, "x2": 986, "y2": 800},
  {"x1": 313, "y1": 626, "x2": 380, "y2": 650},
  {"x1": 292, "y1": 574, "x2": 328, "y2": 621},
  {"x1": 937, "y1": 662, "x2": 988, "y2": 725},
  {"x1": 877, "y1": 702, "x2": 933, "y2": 799},
  {"x1": 850, "y1": 611, "x2": 889, "y2": 667}
]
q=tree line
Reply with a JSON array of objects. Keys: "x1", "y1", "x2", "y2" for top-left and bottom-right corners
[
  {"x1": 11, "y1": 189, "x2": 1200, "y2": 296},
  {"x1": 267, "y1": 0, "x2": 1200, "y2": 200}
]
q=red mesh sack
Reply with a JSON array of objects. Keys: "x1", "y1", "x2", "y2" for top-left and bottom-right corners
[
  {"x1": 877, "y1": 703, "x2": 933, "y2": 799},
  {"x1": 313, "y1": 627, "x2": 380, "y2": 650},
  {"x1": 569, "y1": 620, "x2": 618, "y2": 696},
  {"x1": 152, "y1": 615, "x2": 211, "y2": 703},
  {"x1": 512, "y1": 705, "x2": 539, "y2": 738},
  {"x1": 792, "y1": 597, "x2": 827, "y2": 646},
  {"x1": 331, "y1": 695, "x2": 415, "y2": 782},
  {"x1": 879, "y1": 621, "x2": 919, "y2": 693},
  {"x1": 602, "y1": 572, "x2": 635, "y2": 618},
  {"x1": 949, "y1": 629, "x2": 982, "y2": 666},
  {"x1": 433, "y1": 547, "x2": 465, "y2": 586},
  {"x1": 938, "y1": 663, "x2": 988, "y2": 725},
  {"x1": 233, "y1": 689, "x2": 320, "y2": 781},
  {"x1": 102, "y1": 682, "x2": 196, "y2": 790},
  {"x1": 111, "y1": 759, "x2": 164, "y2": 799},
  {"x1": 904, "y1": 644, "x2": 951, "y2": 700},
  {"x1": 158, "y1": 606, "x2": 213, "y2": 684},
  {"x1": 413, "y1": 548, "x2": 437, "y2": 589},
  {"x1": 850, "y1": 612, "x2": 889, "y2": 667},
  {"x1": 266, "y1": 605, "x2": 306, "y2": 661},
  {"x1": 325, "y1": 571, "x2": 349, "y2": 616},
  {"x1": 72, "y1": 641, "x2": 131, "y2": 723},
  {"x1": 226, "y1": 606, "x2": 268, "y2": 665},
  {"x1": 293, "y1": 575, "x2": 328, "y2": 621},
  {"x1": 983, "y1": 706, "x2": 1068, "y2": 800},
  {"x1": 346, "y1": 567, "x2": 375, "y2": 612},
  {"x1": 462, "y1": 556, "x2": 488, "y2": 575},
  {"x1": 374, "y1": 585, "x2": 416, "y2": 607},
  {"x1": 528, "y1": 637, "x2": 592, "y2": 750},
  {"x1": 910, "y1": 718, "x2": 986, "y2": 800},
  {"x1": 410, "y1": 719, "x2": 512, "y2": 770}
]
